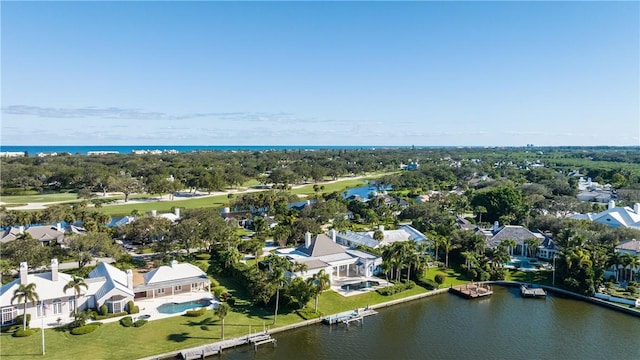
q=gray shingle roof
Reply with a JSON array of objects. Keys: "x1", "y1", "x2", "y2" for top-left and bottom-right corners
[
  {"x1": 486, "y1": 225, "x2": 544, "y2": 248},
  {"x1": 296, "y1": 234, "x2": 346, "y2": 257}
]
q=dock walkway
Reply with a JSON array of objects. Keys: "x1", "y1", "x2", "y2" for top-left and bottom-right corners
[
  {"x1": 180, "y1": 331, "x2": 275, "y2": 360},
  {"x1": 449, "y1": 283, "x2": 493, "y2": 299},
  {"x1": 323, "y1": 307, "x2": 378, "y2": 325}
]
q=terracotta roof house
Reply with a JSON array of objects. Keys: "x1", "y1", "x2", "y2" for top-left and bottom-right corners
[
  {"x1": 276, "y1": 230, "x2": 382, "y2": 284},
  {"x1": 571, "y1": 201, "x2": 640, "y2": 230}
]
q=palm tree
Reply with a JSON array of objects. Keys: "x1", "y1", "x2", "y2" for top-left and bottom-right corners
[
  {"x1": 308, "y1": 270, "x2": 331, "y2": 312},
  {"x1": 501, "y1": 239, "x2": 517, "y2": 257},
  {"x1": 11, "y1": 283, "x2": 39, "y2": 330},
  {"x1": 214, "y1": 302, "x2": 230, "y2": 340},
  {"x1": 63, "y1": 276, "x2": 88, "y2": 319},
  {"x1": 440, "y1": 236, "x2": 460, "y2": 268},
  {"x1": 524, "y1": 238, "x2": 541, "y2": 258}
]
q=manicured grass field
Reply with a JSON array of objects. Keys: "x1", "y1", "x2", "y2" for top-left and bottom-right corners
[
  {"x1": 0, "y1": 193, "x2": 80, "y2": 204},
  {"x1": 505, "y1": 269, "x2": 553, "y2": 285}
]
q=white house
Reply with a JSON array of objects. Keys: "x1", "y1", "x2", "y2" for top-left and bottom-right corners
[
  {"x1": 571, "y1": 201, "x2": 640, "y2": 230},
  {"x1": 335, "y1": 225, "x2": 427, "y2": 249},
  {"x1": 0, "y1": 259, "x2": 210, "y2": 327},
  {"x1": 277, "y1": 230, "x2": 382, "y2": 284}
]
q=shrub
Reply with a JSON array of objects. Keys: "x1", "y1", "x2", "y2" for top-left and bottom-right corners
[
  {"x1": 133, "y1": 319, "x2": 148, "y2": 327},
  {"x1": 127, "y1": 301, "x2": 139, "y2": 314},
  {"x1": 376, "y1": 281, "x2": 415, "y2": 296},
  {"x1": 185, "y1": 308, "x2": 207, "y2": 317},
  {"x1": 434, "y1": 274, "x2": 446, "y2": 288},
  {"x1": 70, "y1": 324, "x2": 99, "y2": 335},
  {"x1": 212, "y1": 286, "x2": 226, "y2": 298},
  {"x1": 93, "y1": 311, "x2": 128, "y2": 320},
  {"x1": 100, "y1": 304, "x2": 108, "y2": 316},
  {"x1": 15, "y1": 314, "x2": 31, "y2": 327},
  {"x1": 297, "y1": 307, "x2": 321, "y2": 320},
  {"x1": 226, "y1": 297, "x2": 235, "y2": 306},
  {"x1": 13, "y1": 329, "x2": 36, "y2": 337},
  {"x1": 120, "y1": 316, "x2": 133, "y2": 327},
  {"x1": 195, "y1": 253, "x2": 211, "y2": 260}
]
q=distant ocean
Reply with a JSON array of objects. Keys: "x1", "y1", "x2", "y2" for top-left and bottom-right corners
[{"x1": 0, "y1": 145, "x2": 400, "y2": 155}]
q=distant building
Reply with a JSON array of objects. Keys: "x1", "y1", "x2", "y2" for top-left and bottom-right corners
[
  {"x1": 0, "y1": 151, "x2": 26, "y2": 158},
  {"x1": 87, "y1": 151, "x2": 119, "y2": 155},
  {"x1": 571, "y1": 201, "x2": 640, "y2": 230}
]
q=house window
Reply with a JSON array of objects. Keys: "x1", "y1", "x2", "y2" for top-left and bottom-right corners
[
  {"x1": 53, "y1": 300, "x2": 62, "y2": 315},
  {"x1": 191, "y1": 283, "x2": 198, "y2": 291},
  {"x1": 113, "y1": 301, "x2": 122, "y2": 313},
  {"x1": 69, "y1": 299, "x2": 75, "y2": 313},
  {"x1": 2, "y1": 307, "x2": 16, "y2": 325},
  {"x1": 175, "y1": 285, "x2": 182, "y2": 292},
  {"x1": 157, "y1": 288, "x2": 165, "y2": 295}
]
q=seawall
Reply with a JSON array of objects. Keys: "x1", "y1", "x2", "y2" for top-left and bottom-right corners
[
  {"x1": 138, "y1": 287, "x2": 450, "y2": 360},
  {"x1": 488, "y1": 281, "x2": 640, "y2": 318}
]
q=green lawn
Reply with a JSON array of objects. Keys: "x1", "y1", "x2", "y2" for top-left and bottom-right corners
[
  {"x1": 316, "y1": 285, "x2": 429, "y2": 315},
  {"x1": 0, "y1": 306, "x2": 303, "y2": 360},
  {"x1": 422, "y1": 266, "x2": 472, "y2": 287},
  {"x1": 0, "y1": 193, "x2": 80, "y2": 204},
  {"x1": 505, "y1": 269, "x2": 554, "y2": 285}
]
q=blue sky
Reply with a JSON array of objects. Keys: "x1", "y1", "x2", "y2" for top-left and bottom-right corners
[{"x1": 2, "y1": 1, "x2": 638, "y2": 146}]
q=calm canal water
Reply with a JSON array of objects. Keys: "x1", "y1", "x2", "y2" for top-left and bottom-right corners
[{"x1": 218, "y1": 287, "x2": 640, "y2": 360}]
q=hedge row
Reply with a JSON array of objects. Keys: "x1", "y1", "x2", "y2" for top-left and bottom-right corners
[
  {"x1": 93, "y1": 311, "x2": 128, "y2": 320},
  {"x1": 185, "y1": 308, "x2": 207, "y2": 317},
  {"x1": 376, "y1": 281, "x2": 416, "y2": 296},
  {"x1": 13, "y1": 329, "x2": 36, "y2": 337},
  {"x1": 70, "y1": 324, "x2": 99, "y2": 335}
]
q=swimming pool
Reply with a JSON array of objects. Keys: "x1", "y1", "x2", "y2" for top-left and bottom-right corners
[
  {"x1": 341, "y1": 280, "x2": 380, "y2": 291},
  {"x1": 505, "y1": 259, "x2": 539, "y2": 270},
  {"x1": 156, "y1": 299, "x2": 211, "y2": 314}
]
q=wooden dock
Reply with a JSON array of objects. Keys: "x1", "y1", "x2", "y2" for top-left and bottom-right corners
[
  {"x1": 323, "y1": 308, "x2": 378, "y2": 325},
  {"x1": 520, "y1": 285, "x2": 547, "y2": 298},
  {"x1": 180, "y1": 331, "x2": 275, "y2": 360},
  {"x1": 449, "y1": 284, "x2": 493, "y2": 299}
]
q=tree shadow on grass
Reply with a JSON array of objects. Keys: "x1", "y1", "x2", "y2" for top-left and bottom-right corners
[
  {"x1": 167, "y1": 332, "x2": 212, "y2": 342},
  {"x1": 184, "y1": 316, "x2": 216, "y2": 327}
]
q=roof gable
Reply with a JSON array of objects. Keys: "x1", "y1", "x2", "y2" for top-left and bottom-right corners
[
  {"x1": 297, "y1": 234, "x2": 346, "y2": 257},
  {"x1": 143, "y1": 261, "x2": 207, "y2": 285}
]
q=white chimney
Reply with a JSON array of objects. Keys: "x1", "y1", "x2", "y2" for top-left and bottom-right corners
[
  {"x1": 306, "y1": 200, "x2": 311, "y2": 206},
  {"x1": 19, "y1": 262, "x2": 28, "y2": 285},
  {"x1": 174, "y1": 208, "x2": 180, "y2": 218},
  {"x1": 151, "y1": 209, "x2": 157, "y2": 217},
  {"x1": 170, "y1": 260, "x2": 178, "y2": 268},
  {"x1": 634, "y1": 203, "x2": 640, "y2": 215},
  {"x1": 493, "y1": 221, "x2": 500, "y2": 233},
  {"x1": 305, "y1": 232, "x2": 312, "y2": 248},
  {"x1": 379, "y1": 225, "x2": 385, "y2": 231},
  {"x1": 126, "y1": 269, "x2": 133, "y2": 290},
  {"x1": 223, "y1": 207, "x2": 230, "y2": 214},
  {"x1": 51, "y1": 258, "x2": 59, "y2": 282},
  {"x1": 18, "y1": 226, "x2": 24, "y2": 234},
  {"x1": 56, "y1": 222, "x2": 62, "y2": 232},
  {"x1": 608, "y1": 200, "x2": 616, "y2": 209},
  {"x1": 330, "y1": 229, "x2": 336, "y2": 243}
]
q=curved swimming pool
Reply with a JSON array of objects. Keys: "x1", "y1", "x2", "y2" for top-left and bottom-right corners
[{"x1": 156, "y1": 299, "x2": 211, "y2": 314}]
